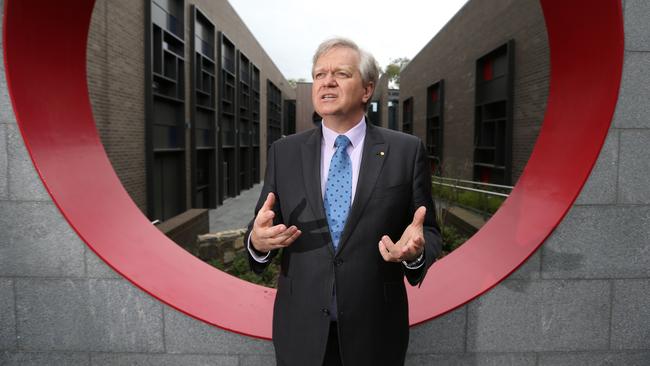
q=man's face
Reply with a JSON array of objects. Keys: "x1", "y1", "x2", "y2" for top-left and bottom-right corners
[{"x1": 312, "y1": 47, "x2": 373, "y2": 122}]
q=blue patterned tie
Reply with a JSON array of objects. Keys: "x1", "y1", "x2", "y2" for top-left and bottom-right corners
[{"x1": 324, "y1": 135, "x2": 352, "y2": 251}]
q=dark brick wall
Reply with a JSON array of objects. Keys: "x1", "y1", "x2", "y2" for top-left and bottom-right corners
[
  {"x1": 295, "y1": 82, "x2": 316, "y2": 133},
  {"x1": 86, "y1": 0, "x2": 296, "y2": 216},
  {"x1": 400, "y1": 0, "x2": 549, "y2": 183},
  {"x1": 371, "y1": 73, "x2": 391, "y2": 128},
  {"x1": 87, "y1": 0, "x2": 147, "y2": 211}
]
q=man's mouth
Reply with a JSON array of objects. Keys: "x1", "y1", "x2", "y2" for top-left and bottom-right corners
[{"x1": 321, "y1": 94, "x2": 337, "y2": 100}]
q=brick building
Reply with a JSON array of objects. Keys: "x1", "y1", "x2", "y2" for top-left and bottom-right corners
[
  {"x1": 400, "y1": 0, "x2": 549, "y2": 185},
  {"x1": 294, "y1": 81, "x2": 319, "y2": 133},
  {"x1": 368, "y1": 72, "x2": 400, "y2": 130},
  {"x1": 87, "y1": 0, "x2": 296, "y2": 222}
]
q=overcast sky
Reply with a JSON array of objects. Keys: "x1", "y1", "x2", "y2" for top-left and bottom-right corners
[{"x1": 227, "y1": 0, "x2": 469, "y2": 80}]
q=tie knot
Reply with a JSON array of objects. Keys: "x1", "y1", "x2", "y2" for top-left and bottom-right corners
[{"x1": 335, "y1": 135, "x2": 351, "y2": 150}]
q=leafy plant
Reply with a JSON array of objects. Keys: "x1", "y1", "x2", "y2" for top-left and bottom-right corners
[{"x1": 209, "y1": 251, "x2": 281, "y2": 288}]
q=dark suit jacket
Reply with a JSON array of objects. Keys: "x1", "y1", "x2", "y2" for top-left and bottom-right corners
[{"x1": 247, "y1": 122, "x2": 442, "y2": 366}]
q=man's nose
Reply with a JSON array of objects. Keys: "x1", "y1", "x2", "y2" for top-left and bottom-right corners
[{"x1": 323, "y1": 73, "x2": 338, "y2": 86}]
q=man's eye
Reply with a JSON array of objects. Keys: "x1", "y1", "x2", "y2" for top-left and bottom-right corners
[
  {"x1": 336, "y1": 72, "x2": 349, "y2": 78},
  {"x1": 315, "y1": 73, "x2": 325, "y2": 79}
]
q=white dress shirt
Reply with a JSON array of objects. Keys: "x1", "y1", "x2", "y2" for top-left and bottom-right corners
[{"x1": 248, "y1": 117, "x2": 423, "y2": 269}]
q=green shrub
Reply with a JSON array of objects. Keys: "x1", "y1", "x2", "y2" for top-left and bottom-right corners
[
  {"x1": 208, "y1": 251, "x2": 281, "y2": 288},
  {"x1": 439, "y1": 224, "x2": 468, "y2": 256}
]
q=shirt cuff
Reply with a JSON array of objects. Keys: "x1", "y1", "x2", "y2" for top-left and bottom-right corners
[
  {"x1": 403, "y1": 251, "x2": 425, "y2": 270},
  {"x1": 247, "y1": 232, "x2": 271, "y2": 263}
]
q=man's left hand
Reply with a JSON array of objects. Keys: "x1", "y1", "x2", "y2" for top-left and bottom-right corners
[{"x1": 378, "y1": 206, "x2": 426, "y2": 263}]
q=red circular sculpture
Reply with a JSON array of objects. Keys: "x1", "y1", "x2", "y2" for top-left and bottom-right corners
[{"x1": 2, "y1": 0, "x2": 624, "y2": 338}]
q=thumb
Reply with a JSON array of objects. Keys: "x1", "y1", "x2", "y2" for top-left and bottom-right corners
[
  {"x1": 262, "y1": 192, "x2": 276, "y2": 212},
  {"x1": 411, "y1": 206, "x2": 426, "y2": 227}
]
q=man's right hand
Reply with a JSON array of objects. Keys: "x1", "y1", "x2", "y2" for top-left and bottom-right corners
[{"x1": 250, "y1": 192, "x2": 302, "y2": 254}]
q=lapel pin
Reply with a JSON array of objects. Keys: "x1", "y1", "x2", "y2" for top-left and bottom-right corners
[{"x1": 377, "y1": 151, "x2": 385, "y2": 156}]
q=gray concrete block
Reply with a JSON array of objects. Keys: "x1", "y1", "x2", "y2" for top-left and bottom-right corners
[
  {"x1": 0, "y1": 352, "x2": 90, "y2": 366},
  {"x1": 467, "y1": 280, "x2": 610, "y2": 352},
  {"x1": 0, "y1": 52, "x2": 17, "y2": 126},
  {"x1": 625, "y1": 0, "x2": 650, "y2": 51},
  {"x1": 0, "y1": 125, "x2": 7, "y2": 199},
  {"x1": 0, "y1": 201, "x2": 85, "y2": 277},
  {"x1": 408, "y1": 305, "x2": 466, "y2": 353},
  {"x1": 163, "y1": 306, "x2": 273, "y2": 354},
  {"x1": 508, "y1": 249, "x2": 541, "y2": 279},
  {"x1": 90, "y1": 354, "x2": 238, "y2": 366},
  {"x1": 611, "y1": 279, "x2": 650, "y2": 349},
  {"x1": 85, "y1": 246, "x2": 121, "y2": 279},
  {"x1": 240, "y1": 355, "x2": 277, "y2": 366},
  {"x1": 7, "y1": 124, "x2": 49, "y2": 201},
  {"x1": 15, "y1": 278, "x2": 164, "y2": 352},
  {"x1": 618, "y1": 130, "x2": 650, "y2": 203},
  {"x1": 612, "y1": 52, "x2": 650, "y2": 128},
  {"x1": 542, "y1": 205, "x2": 650, "y2": 279},
  {"x1": 406, "y1": 353, "x2": 536, "y2": 366},
  {"x1": 0, "y1": 279, "x2": 16, "y2": 350},
  {"x1": 574, "y1": 130, "x2": 618, "y2": 205},
  {"x1": 539, "y1": 351, "x2": 650, "y2": 366}
]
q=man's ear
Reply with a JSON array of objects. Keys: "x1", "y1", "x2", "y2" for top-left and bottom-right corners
[{"x1": 362, "y1": 82, "x2": 375, "y2": 103}]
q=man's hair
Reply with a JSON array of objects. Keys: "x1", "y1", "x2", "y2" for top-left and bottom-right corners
[{"x1": 312, "y1": 37, "x2": 380, "y2": 90}]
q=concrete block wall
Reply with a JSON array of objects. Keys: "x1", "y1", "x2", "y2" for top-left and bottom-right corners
[{"x1": 1, "y1": 0, "x2": 649, "y2": 365}]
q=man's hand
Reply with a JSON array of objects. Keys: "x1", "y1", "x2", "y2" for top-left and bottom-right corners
[
  {"x1": 251, "y1": 193, "x2": 302, "y2": 253},
  {"x1": 378, "y1": 206, "x2": 426, "y2": 262}
]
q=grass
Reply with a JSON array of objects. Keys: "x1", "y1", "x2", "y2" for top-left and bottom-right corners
[{"x1": 432, "y1": 183, "x2": 506, "y2": 215}]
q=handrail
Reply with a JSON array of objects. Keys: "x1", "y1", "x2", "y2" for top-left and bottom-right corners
[
  {"x1": 433, "y1": 176, "x2": 514, "y2": 190},
  {"x1": 433, "y1": 182, "x2": 510, "y2": 198}
]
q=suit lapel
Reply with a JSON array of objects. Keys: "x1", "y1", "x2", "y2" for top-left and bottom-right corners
[
  {"x1": 336, "y1": 123, "x2": 387, "y2": 255},
  {"x1": 300, "y1": 126, "x2": 335, "y2": 255}
]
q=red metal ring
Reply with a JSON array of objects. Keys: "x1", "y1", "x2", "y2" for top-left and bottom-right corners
[{"x1": 2, "y1": 0, "x2": 624, "y2": 338}]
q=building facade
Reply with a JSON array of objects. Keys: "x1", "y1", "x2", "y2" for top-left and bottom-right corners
[
  {"x1": 369, "y1": 72, "x2": 400, "y2": 130},
  {"x1": 400, "y1": 0, "x2": 549, "y2": 185},
  {"x1": 294, "y1": 81, "x2": 319, "y2": 133},
  {"x1": 87, "y1": 0, "x2": 296, "y2": 222}
]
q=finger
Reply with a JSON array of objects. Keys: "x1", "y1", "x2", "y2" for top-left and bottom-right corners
[
  {"x1": 261, "y1": 192, "x2": 276, "y2": 212},
  {"x1": 401, "y1": 243, "x2": 418, "y2": 260},
  {"x1": 408, "y1": 235, "x2": 424, "y2": 249},
  {"x1": 403, "y1": 235, "x2": 424, "y2": 253},
  {"x1": 262, "y1": 224, "x2": 288, "y2": 239},
  {"x1": 255, "y1": 207, "x2": 275, "y2": 227},
  {"x1": 277, "y1": 228, "x2": 302, "y2": 247},
  {"x1": 402, "y1": 236, "x2": 424, "y2": 258},
  {"x1": 380, "y1": 235, "x2": 396, "y2": 249},
  {"x1": 411, "y1": 206, "x2": 426, "y2": 227},
  {"x1": 378, "y1": 241, "x2": 394, "y2": 262},
  {"x1": 265, "y1": 225, "x2": 298, "y2": 245}
]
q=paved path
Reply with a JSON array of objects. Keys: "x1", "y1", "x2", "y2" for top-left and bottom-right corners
[{"x1": 208, "y1": 183, "x2": 263, "y2": 233}]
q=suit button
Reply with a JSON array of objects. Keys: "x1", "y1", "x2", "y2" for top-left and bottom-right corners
[
  {"x1": 334, "y1": 259, "x2": 343, "y2": 267},
  {"x1": 321, "y1": 308, "x2": 330, "y2": 317}
]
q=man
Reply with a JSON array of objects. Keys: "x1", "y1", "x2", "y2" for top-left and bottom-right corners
[{"x1": 246, "y1": 38, "x2": 442, "y2": 366}]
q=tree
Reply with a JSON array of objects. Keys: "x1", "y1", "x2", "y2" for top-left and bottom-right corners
[
  {"x1": 384, "y1": 57, "x2": 410, "y2": 89},
  {"x1": 287, "y1": 78, "x2": 307, "y2": 88}
]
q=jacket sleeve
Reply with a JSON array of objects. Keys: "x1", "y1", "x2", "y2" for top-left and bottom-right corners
[
  {"x1": 246, "y1": 142, "x2": 282, "y2": 274},
  {"x1": 404, "y1": 140, "x2": 442, "y2": 286}
]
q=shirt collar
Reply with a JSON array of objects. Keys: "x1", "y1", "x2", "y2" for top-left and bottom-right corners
[{"x1": 321, "y1": 116, "x2": 367, "y2": 149}]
